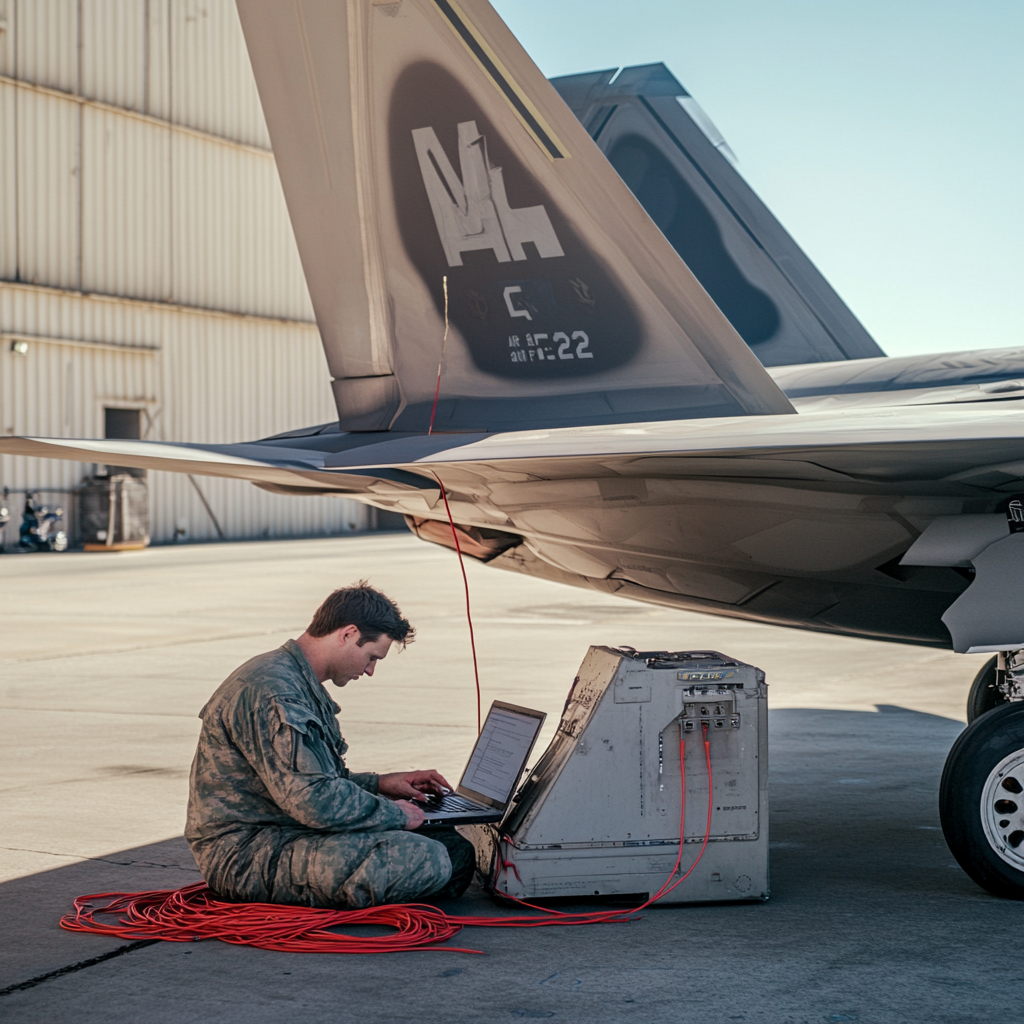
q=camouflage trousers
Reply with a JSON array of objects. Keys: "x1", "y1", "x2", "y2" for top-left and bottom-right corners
[{"x1": 194, "y1": 825, "x2": 475, "y2": 908}]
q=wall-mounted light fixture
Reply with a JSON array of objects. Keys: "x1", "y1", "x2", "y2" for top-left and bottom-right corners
[{"x1": 10, "y1": 341, "x2": 29, "y2": 354}]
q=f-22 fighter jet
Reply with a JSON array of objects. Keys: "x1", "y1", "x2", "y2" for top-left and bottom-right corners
[{"x1": 3, "y1": 1, "x2": 1022, "y2": 899}]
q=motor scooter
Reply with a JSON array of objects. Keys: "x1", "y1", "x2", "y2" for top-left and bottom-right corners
[{"x1": 19, "y1": 492, "x2": 68, "y2": 552}]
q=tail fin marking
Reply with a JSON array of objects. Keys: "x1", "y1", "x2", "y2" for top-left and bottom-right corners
[
  {"x1": 411, "y1": 121, "x2": 564, "y2": 266},
  {"x1": 237, "y1": 0, "x2": 794, "y2": 430}
]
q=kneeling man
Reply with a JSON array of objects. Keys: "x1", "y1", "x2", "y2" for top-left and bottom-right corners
[{"x1": 186, "y1": 582, "x2": 475, "y2": 907}]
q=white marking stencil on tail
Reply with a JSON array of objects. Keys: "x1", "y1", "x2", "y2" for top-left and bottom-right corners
[{"x1": 412, "y1": 120, "x2": 565, "y2": 266}]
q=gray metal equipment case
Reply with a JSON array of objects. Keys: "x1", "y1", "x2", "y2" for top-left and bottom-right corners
[{"x1": 468, "y1": 647, "x2": 769, "y2": 904}]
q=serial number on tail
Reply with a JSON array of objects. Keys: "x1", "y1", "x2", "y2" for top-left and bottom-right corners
[{"x1": 509, "y1": 331, "x2": 592, "y2": 363}]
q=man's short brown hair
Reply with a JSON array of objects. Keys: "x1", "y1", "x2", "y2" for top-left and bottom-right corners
[{"x1": 307, "y1": 581, "x2": 414, "y2": 646}]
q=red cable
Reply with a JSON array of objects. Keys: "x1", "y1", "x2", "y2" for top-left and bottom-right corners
[
  {"x1": 652, "y1": 723, "x2": 712, "y2": 901},
  {"x1": 61, "y1": 724, "x2": 715, "y2": 954},
  {"x1": 493, "y1": 722, "x2": 713, "y2": 915},
  {"x1": 61, "y1": 888, "x2": 481, "y2": 955},
  {"x1": 431, "y1": 471, "x2": 482, "y2": 735}
]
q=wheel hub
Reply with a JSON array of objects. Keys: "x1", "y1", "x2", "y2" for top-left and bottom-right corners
[{"x1": 980, "y1": 746, "x2": 1024, "y2": 872}]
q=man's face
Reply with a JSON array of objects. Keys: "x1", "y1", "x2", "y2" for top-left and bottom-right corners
[{"x1": 327, "y1": 625, "x2": 393, "y2": 687}]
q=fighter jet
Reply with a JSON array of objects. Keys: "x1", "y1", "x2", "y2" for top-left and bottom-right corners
[{"x1": 3, "y1": 1, "x2": 1022, "y2": 900}]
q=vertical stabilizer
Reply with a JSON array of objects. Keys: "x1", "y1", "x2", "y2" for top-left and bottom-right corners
[
  {"x1": 552, "y1": 63, "x2": 884, "y2": 367},
  {"x1": 237, "y1": 1, "x2": 794, "y2": 430}
]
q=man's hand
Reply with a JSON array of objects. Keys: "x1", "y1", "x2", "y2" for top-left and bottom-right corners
[
  {"x1": 395, "y1": 799, "x2": 426, "y2": 831},
  {"x1": 378, "y1": 770, "x2": 453, "y2": 801}
]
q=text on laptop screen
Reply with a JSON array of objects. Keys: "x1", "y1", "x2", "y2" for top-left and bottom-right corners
[{"x1": 460, "y1": 706, "x2": 542, "y2": 804}]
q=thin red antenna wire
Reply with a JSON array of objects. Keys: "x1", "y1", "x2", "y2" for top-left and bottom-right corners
[
  {"x1": 432, "y1": 472, "x2": 482, "y2": 735},
  {"x1": 427, "y1": 275, "x2": 449, "y2": 436}
]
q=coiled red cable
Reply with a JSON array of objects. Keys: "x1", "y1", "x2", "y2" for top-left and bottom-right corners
[
  {"x1": 60, "y1": 725, "x2": 713, "y2": 955},
  {"x1": 62, "y1": 888, "x2": 479, "y2": 954}
]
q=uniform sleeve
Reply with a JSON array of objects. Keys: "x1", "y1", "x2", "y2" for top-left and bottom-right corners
[
  {"x1": 242, "y1": 698, "x2": 407, "y2": 833},
  {"x1": 347, "y1": 772, "x2": 380, "y2": 793}
]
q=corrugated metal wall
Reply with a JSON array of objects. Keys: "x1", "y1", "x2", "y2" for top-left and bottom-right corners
[{"x1": 0, "y1": 0, "x2": 371, "y2": 544}]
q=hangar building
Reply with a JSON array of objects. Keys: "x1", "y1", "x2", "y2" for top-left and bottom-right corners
[{"x1": 0, "y1": 0, "x2": 374, "y2": 544}]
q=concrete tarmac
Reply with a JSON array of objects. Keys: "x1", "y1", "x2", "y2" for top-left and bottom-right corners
[{"x1": 0, "y1": 534, "x2": 1019, "y2": 1022}]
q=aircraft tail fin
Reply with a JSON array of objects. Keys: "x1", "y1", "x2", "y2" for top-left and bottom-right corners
[
  {"x1": 551, "y1": 63, "x2": 885, "y2": 367},
  {"x1": 236, "y1": 1, "x2": 793, "y2": 431}
]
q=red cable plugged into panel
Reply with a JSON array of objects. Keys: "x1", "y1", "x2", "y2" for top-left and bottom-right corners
[
  {"x1": 492, "y1": 722, "x2": 713, "y2": 916},
  {"x1": 60, "y1": 725, "x2": 714, "y2": 955}
]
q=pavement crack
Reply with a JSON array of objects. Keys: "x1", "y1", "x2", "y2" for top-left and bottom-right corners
[
  {"x1": 1, "y1": 846, "x2": 199, "y2": 872},
  {"x1": 0, "y1": 941, "x2": 161, "y2": 997}
]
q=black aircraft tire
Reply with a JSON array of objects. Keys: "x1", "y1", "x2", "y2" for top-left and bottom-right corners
[
  {"x1": 940, "y1": 701, "x2": 1024, "y2": 900},
  {"x1": 966, "y1": 656, "x2": 1006, "y2": 722}
]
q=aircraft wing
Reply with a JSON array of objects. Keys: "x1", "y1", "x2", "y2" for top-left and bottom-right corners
[
  {"x1": 8, "y1": 401, "x2": 1021, "y2": 483},
  {"x1": 4, "y1": 400, "x2": 1023, "y2": 648},
  {"x1": 0, "y1": 435, "x2": 442, "y2": 506},
  {"x1": 313, "y1": 404, "x2": 1024, "y2": 472},
  {"x1": 320, "y1": 402, "x2": 1022, "y2": 652},
  {"x1": 6, "y1": 401, "x2": 1021, "y2": 489}
]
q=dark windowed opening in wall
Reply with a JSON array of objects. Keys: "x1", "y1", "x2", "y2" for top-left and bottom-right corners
[
  {"x1": 103, "y1": 407, "x2": 145, "y2": 477},
  {"x1": 105, "y1": 408, "x2": 141, "y2": 440}
]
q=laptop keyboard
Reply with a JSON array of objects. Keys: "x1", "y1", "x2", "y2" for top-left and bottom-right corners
[{"x1": 424, "y1": 793, "x2": 485, "y2": 813}]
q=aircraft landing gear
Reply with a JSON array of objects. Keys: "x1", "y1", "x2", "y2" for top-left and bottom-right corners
[
  {"x1": 940, "y1": 701, "x2": 1024, "y2": 899},
  {"x1": 967, "y1": 650, "x2": 1024, "y2": 723}
]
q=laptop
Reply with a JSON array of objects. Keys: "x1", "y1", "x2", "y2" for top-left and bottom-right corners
[{"x1": 418, "y1": 700, "x2": 546, "y2": 826}]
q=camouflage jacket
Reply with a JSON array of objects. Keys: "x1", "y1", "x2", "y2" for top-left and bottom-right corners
[{"x1": 186, "y1": 640, "x2": 407, "y2": 846}]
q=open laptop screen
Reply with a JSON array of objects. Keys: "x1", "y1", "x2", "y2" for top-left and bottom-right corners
[{"x1": 457, "y1": 701, "x2": 546, "y2": 810}]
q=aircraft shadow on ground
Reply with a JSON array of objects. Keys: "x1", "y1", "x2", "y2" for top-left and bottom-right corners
[{"x1": 1, "y1": 706, "x2": 975, "y2": 992}]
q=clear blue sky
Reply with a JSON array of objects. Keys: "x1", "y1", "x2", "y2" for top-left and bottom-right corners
[{"x1": 491, "y1": 0, "x2": 1023, "y2": 358}]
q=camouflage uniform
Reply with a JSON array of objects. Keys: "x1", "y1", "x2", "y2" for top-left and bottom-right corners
[{"x1": 186, "y1": 640, "x2": 474, "y2": 907}]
